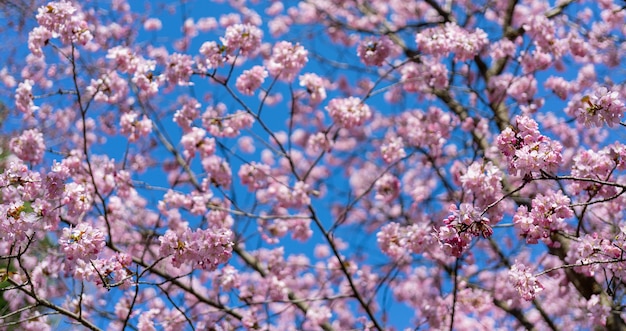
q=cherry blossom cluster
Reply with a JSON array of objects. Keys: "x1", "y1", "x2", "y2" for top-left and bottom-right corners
[
  {"x1": 202, "y1": 105, "x2": 255, "y2": 138},
  {"x1": 400, "y1": 58, "x2": 449, "y2": 93},
  {"x1": 105, "y1": 46, "x2": 161, "y2": 96},
  {"x1": 380, "y1": 134, "x2": 406, "y2": 164},
  {"x1": 572, "y1": 86, "x2": 625, "y2": 127},
  {"x1": 258, "y1": 215, "x2": 313, "y2": 243},
  {"x1": 238, "y1": 162, "x2": 272, "y2": 191},
  {"x1": 119, "y1": 111, "x2": 152, "y2": 142},
  {"x1": 266, "y1": 41, "x2": 308, "y2": 82},
  {"x1": 415, "y1": 22, "x2": 488, "y2": 61},
  {"x1": 496, "y1": 115, "x2": 563, "y2": 176},
  {"x1": 396, "y1": 106, "x2": 455, "y2": 152},
  {"x1": 569, "y1": 147, "x2": 622, "y2": 198},
  {"x1": 15, "y1": 79, "x2": 38, "y2": 115},
  {"x1": 563, "y1": 232, "x2": 624, "y2": 278},
  {"x1": 165, "y1": 53, "x2": 194, "y2": 86},
  {"x1": 197, "y1": 41, "x2": 227, "y2": 70},
  {"x1": 236, "y1": 65, "x2": 268, "y2": 95},
  {"x1": 74, "y1": 253, "x2": 133, "y2": 288},
  {"x1": 298, "y1": 73, "x2": 328, "y2": 105},
  {"x1": 173, "y1": 97, "x2": 201, "y2": 132},
  {"x1": 29, "y1": 1, "x2": 92, "y2": 57},
  {"x1": 262, "y1": 180, "x2": 311, "y2": 209},
  {"x1": 508, "y1": 262, "x2": 544, "y2": 301},
  {"x1": 374, "y1": 173, "x2": 401, "y2": 203},
  {"x1": 180, "y1": 127, "x2": 216, "y2": 159},
  {"x1": 221, "y1": 23, "x2": 263, "y2": 57},
  {"x1": 436, "y1": 203, "x2": 493, "y2": 257},
  {"x1": 513, "y1": 190, "x2": 573, "y2": 244},
  {"x1": 159, "y1": 226, "x2": 233, "y2": 270},
  {"x1": 357, "y1": 36, "x2": 394, "y2": 66},
  {"x1": 85, "y1": 71, "x2": 130, "y2": 104},
  {"x1": 60, "y1": 222, "x2": 106, "y2": 262},
  {"x1": 326, "y1": 96, "x2": 372, "y2": 129},
  {"x1": 201, "y1": 155, "x2": 232, "y2": 188},
  {"x1": 0, "y1": 201, "x2": 40, "y2": 243},
  {"x1": 9, "y1": 128, "x2": 46, "y2": 164},
  {"x1": 377, "y1": 222, "x2": 430, "y2": 260},
  {"x1": 459, "y1": 161, "x2": 504, "y2": 220}
]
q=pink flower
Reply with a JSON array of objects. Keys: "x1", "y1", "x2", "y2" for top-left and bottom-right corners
[
  {"x1": 173, "y1": 97, "x2": 201, "y2": 132},
  {"x1": 28, "y1": 26, "x2": 52, "y2": 58},
  {"x1": 202, "y1": 155, "x2": 232, "y2": 188},
  {"x1": 60, "y1": 223, "x2": 106, "y2": 261},
  {"x1": 165, "y1": 53, "x2": 194, "y2": 86},
  {"x1": 180, "y1": 127, "x2": 215, "y2": 159},
  {"x1": 62, "y1": 183, "x2": 92, "y2": 217},
  {"x1": 575, "y1": 86, "x2": 625, "y2": 127},
  {"x1": 9, "y1": 129, "x2": 45, "y2": 164},
  {"x1": 221, "y1": 23, "x2": 263, "y2": 56},
  {"x1": 238, "y1": 162, "x2": 271, "y2": 191},
  {"x1": 380, "y1": 135, "x2": 406, "y2": 163},
  {"x1": 202, "y1": 106, "x2": 255, "y2": 138},
  {"x1": 374, "y1": 173, "x2": 401, "y2": 203},
  {"x1": 143, "y1": 18, "x2": 162, "y2": 31},
  {"x1": 306, "y1": 132, "x2": 333, "y2": 155},
  {"x1": 357, "y1": 36, "x2": 394, "y2": 66},
  {"x1": 265, "y1": 181, "x2": 311, "y2": 209},
  {"x1": 400, "y1": 59, "x2": 449, "y2": 92},
  {"x1": 416, "y1": 22, "x2": 488, "y2": 61},
  {"x1": 509, "y1": 262, "x2": 544, "y2": 301},
  {"x1": 196, "y1": 17, "x2": 217, "y2": 32},
  {"x1": 158, "y1": 226, "x2": 233, "y2": 270},
  {"x1": 326, "y1": 97, "x2": 372, "y2": 129},
  {"x1": 119, "y1": 111, "x2": 152, "y2": 142},
  {"x1": 377, "y1": 222, "x2": 430, "y2": 260},
  {"x1": 544, "y1": 76, "x2": 571, "y2": 100},
  {"x1": 35, "y1": 1, "x2": 92, "y2": 47},
  {"x1": 299, "y1": 73, "x2": 327, "y2": 105},
  {"x1": 496, "y1": 115, "x2": 563, "y2": 176},
  {"x1": 15, "y1": 79, "x2": 38, "y2": 114},
  {"x1": 236, "y1": 65, "x2": 268, "y2": 95},
  {"x1": 198, "y1": 41, "x2": 226, "y2": 70},
  {"x1": 266, "y1": 41, "x2": 308, "y2": 82},
  {"x1": 513, "y1": 191, "x2": 572, "y2": 244}
]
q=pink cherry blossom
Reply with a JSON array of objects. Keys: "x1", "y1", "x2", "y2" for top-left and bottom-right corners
[
  {"x1": 60, "y1": 223, "x2": 106, "y2": 261},
  {"x1": 326, "y1": 97, "x2": 372, "y2": 129},
  {"x1": 357, "y1": 36, "x2": 394, "y2": 66},
  {"x1": 266, "y1": 41, "x2": 308, "y2": 82},
  {"x1": 509, "y1": 262, "x2": 544, "y2": 301},
  {"x1": 221, "y1": 23, "x2": 263, "y2": 57},
  {"x1": 235, "y1": 65, "x2": 268, "y2": 95},
  {"x1": 119, "y1": 111, "x2": 152, "y2": 142}
]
